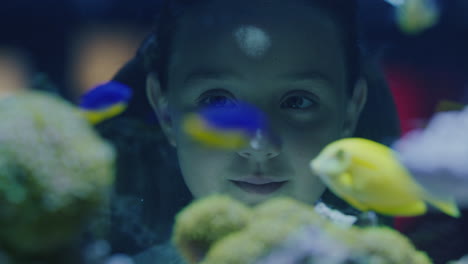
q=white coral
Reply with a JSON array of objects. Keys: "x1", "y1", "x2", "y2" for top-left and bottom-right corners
[{"x1": 394, "y1": 107, "x2": 468, "y2": 204}]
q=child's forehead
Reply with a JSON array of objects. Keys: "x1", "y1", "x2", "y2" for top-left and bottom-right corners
[
  {"x1": 172, "y1": 0, "x2": 340, "y2": 59},
  {"x1": 172, "y1": 0, "x2": 338, "y2": 46},
  {"x1": 168, "y1": 2, "x2": 345, "y2": 87}
]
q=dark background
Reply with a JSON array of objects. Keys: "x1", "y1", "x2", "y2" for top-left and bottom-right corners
[{"x1": 1, "y1": 0, "x2": 467, "y2": 102}]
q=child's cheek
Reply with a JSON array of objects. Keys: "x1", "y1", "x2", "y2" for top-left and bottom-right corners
[{"x1": 177, "y1": 145, "x2": 231, "y2": 198}]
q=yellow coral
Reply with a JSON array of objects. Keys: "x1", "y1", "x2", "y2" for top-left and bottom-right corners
[
  {"x1": 252, "y1": 196, "x2": 326, "y2": 226},
  {"x1": 172, "y1": 195, "x2": 251, "y2": 264},
  {"x1": 346, "y1": 226, "x2": 432, "y2": 264},
  {"x1": 201, "y1": 197, "x2": 328, "y2": 264},
  {"x1": 173, "y1": 195, "x2": 433, "y2": 264}
]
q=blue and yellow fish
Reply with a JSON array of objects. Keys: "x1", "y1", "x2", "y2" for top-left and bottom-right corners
[
  {"x1": 183, "y1": 102, "x2": 268, "y2": 149},
  {"x1": 79, "y1": 81, "x2": 132, "y2": 124}
]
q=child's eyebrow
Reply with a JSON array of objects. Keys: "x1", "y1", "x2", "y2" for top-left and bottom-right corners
[
  {"x1": 182, "y1": 69, "x2": 332, "y2": 86},
  {"x1": 278, "y1": 71, "x2": 331, "y2": 85},
  {"x1": 183, "y1": 69, "x2": 241, "y2": 86}
]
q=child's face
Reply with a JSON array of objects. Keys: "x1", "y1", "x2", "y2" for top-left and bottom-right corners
[{"x1": 149, "y1": 0, "x2": 365, "y2": 206}]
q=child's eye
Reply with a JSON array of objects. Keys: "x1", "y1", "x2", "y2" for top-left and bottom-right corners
[
  {"x1": 281, "y1": 95, "x2": 318, "y2": 110},
  {"x1": 197, "y1": 91, "x2": 237, "y2": 108}
]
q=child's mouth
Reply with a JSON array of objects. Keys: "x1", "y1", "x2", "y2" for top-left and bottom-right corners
[{"x1": 230, "y1": 180, "x2": 288, "y2": 195}]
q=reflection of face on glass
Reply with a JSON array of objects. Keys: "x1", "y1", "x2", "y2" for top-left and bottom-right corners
[
  {"x1": 233, "y1": 25, "x2": 271, "y2": 59},
  {"x1": 148, "y1": 0, "x2": 366, "y2": 206}
]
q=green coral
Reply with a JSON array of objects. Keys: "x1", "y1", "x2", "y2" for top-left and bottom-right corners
[
  {"x1": 172, "y1": 195, "x2": 252, "y2": 264},
  {"x1": 0, "y1": 91, "x2": 115, "y2": 255},
  {"x1": 349, "y1": 226, "x2": 432, "y2": 263},
  {"x1": 202, "y1": 197, "x2": 330, "y2": 264},
  {"x1": 172, "y1": 195, "x2": 432, "y2": 264}
]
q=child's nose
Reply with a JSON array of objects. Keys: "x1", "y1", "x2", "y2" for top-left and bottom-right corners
[{"x1": 237, "y1": 128, "x2": 281, "y2": 161}]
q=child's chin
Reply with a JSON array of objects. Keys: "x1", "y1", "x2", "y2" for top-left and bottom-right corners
[{"x1": 227, "y1": 183, "x2": 290, "y2": 206}]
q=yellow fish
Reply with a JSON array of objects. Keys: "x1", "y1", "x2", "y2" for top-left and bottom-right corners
[{"x1": 310, "y1": 138, "x2": 460, "y2": 217}]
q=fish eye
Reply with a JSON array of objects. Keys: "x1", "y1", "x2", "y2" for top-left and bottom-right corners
[
  {"x1": 335, "y1": 149, "x2": 351, "y2": 167},
  {"x1": 336, "y1": 149, "x2": 345, "y2": 159}
]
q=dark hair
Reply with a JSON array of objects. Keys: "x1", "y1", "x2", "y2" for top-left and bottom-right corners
[{"x1": 143, "y1": 0, "x2": 361, "y2": 94}]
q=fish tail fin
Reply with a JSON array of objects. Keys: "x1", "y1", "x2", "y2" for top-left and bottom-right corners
[{"x1": 425, "y1": 195, "x2": 460, "y2": 218}]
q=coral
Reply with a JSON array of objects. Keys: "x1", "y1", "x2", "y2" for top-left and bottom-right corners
[
  {"x1": 172, "y1": 195, "x2": 432, "y2": 264},
  {"x1": 395, "y1": 107, "x2": 468, "y2": 205},
  {"x1": 346, "y1": 226, "x2": 432, "y2": 264},
  {"x1": 0, "y1": 91, "x2": 115, "y2": 255},
  {"x1": 172, "y1": 195, "x2": 252, "y2": 263}
]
